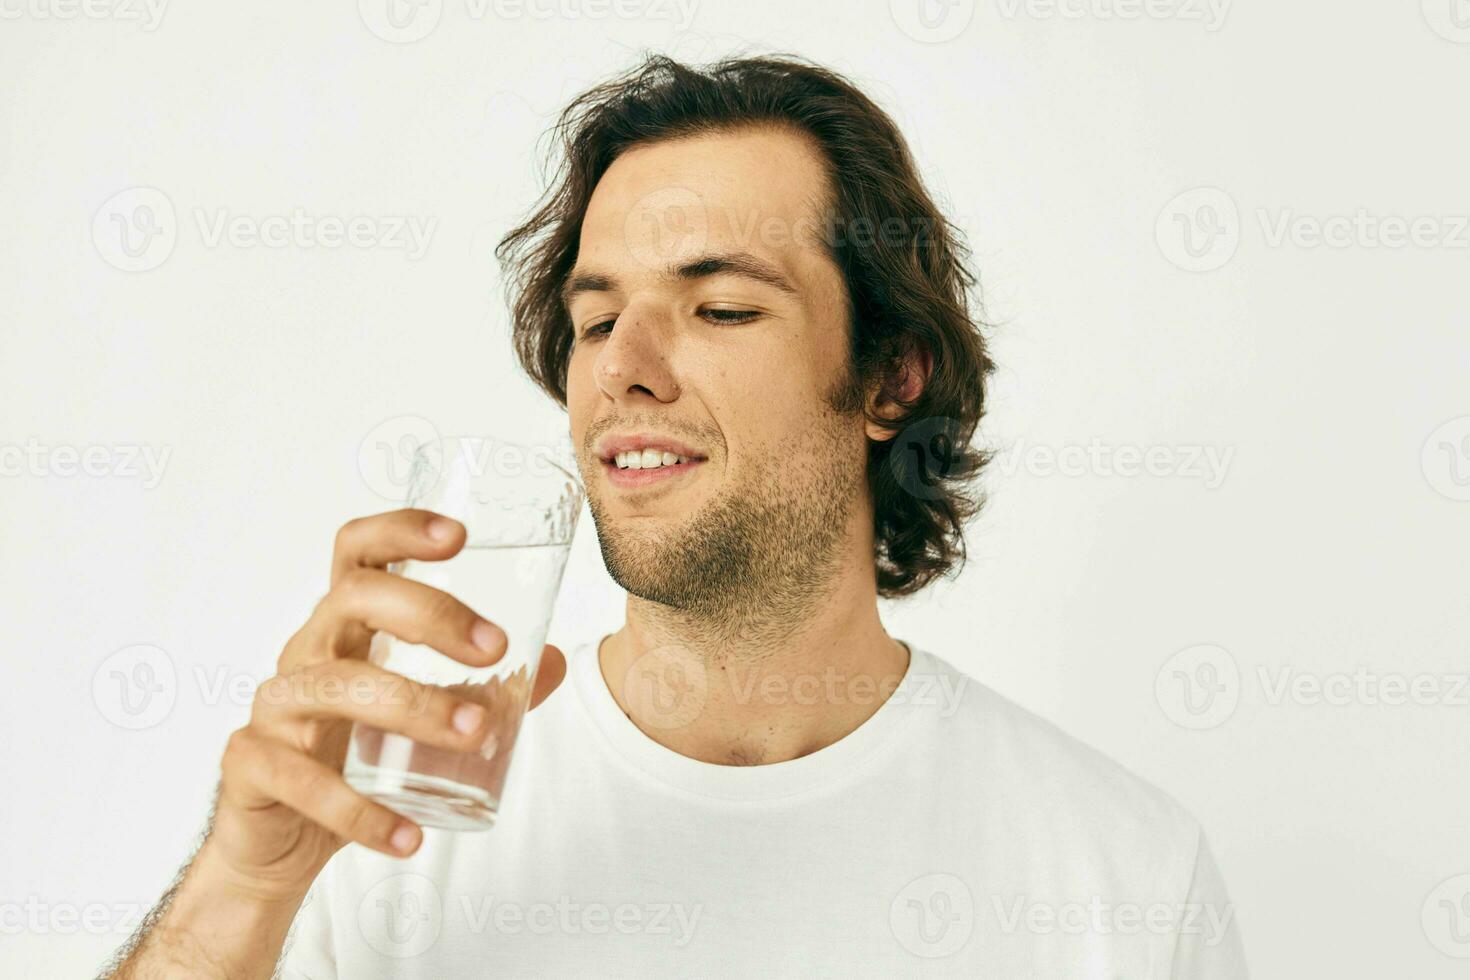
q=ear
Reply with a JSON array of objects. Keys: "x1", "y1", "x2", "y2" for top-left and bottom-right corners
[{"x1": 864, "y1": 345, "x2": 933, "y2": 442}]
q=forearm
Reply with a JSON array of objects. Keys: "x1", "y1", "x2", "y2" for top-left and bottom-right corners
[{"x1": 105, "y1": 842, "x2": 306, "y2": 980}]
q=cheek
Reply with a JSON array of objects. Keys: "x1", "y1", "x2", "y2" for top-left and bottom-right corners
[
  {"x1": 721, "y1": 380, "x2": 819, "y2": 465},
  {"x1": 565, "y1": 356, "x2": 597, "y2": 443}
]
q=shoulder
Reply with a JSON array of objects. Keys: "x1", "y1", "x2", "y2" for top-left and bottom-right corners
[{"x1": 912, "y1": 647, "x2": 1206, "y2": 882}]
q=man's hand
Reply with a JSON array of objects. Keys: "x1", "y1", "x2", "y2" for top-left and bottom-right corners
[
  {"x1": 210, "y1": 507, "x2": 564, "y2": 898},
  {"x1": 105, "y1": 509, "x2": 565, "y2": 978}
]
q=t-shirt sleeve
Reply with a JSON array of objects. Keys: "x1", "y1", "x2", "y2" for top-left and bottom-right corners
[
  {"x1": 276, "y1": 876, "x2": 337, "y2": 980},
  {"x1": 1169, "y1": 828, "x2": 1250, "y2": 980}
]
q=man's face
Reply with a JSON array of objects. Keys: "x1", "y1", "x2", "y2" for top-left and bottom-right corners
[{"x1": 565, "y1": 125, "x2": 873, "y2": 620}]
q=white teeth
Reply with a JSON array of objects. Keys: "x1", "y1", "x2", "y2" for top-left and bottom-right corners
[{"x1": 614, "y1": 450, "x2": 692, "y2": 469}]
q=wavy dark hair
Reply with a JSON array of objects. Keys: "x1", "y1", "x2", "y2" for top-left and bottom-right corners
[{"x1": 496, "y1": 52, "x2": 994, "y2": 598}]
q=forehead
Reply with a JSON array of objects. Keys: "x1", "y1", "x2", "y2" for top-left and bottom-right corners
[{"x1": 576, "y1": 125, "x2": 834, "y2": 279}]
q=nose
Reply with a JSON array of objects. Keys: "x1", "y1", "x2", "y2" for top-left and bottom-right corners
[{"x1": 593, "y1": 304, "x2": 682, "y2": 403}]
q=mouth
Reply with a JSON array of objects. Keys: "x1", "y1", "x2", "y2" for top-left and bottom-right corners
[{"x1": 600, "y1": 455, "x2": 707, "y2": 490}]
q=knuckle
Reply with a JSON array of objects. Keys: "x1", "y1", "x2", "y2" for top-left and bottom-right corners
[
  {"x1": 279, "y1": 625, "x2": 333, "y2": 675},
  {"x1": 252, "y1": 673, "x2": 296, "y2": 713},
  {"x1": 299, "y1": 659, "x2": 354, "y2": 705},
  {"x1": 340, "y1": 797, "x2": 385, "y2": 843},
  {"x1": 221, "y1": 727, "x2": 249, "y2": 770},
  {"x1": 295, "y1": 760, "x2": 334, "y2": 803},
  {"x1": 418, "y1": 588, "x2": 464, "y2": 629},
  {"x1": 335, "y1": 567, "x2": 375, "y2": 602},
  {"x1": 297, "y1": 719, "x2": 334, "y2": 756},
  {"x1": 308, "y1": 591, "x2": 335, "y2": 622},
  {"x1": 278, "y1": 622, "x2": 317, "y2": 674},
  {"x1": 221, "y1": 727, "x2": 266, "y2": 783},
  {"x1": 369, "y1": 669, "x2": 419, "y2": 715},
  {"x1": 334, "y1": 518, "x2": 365, "y2": 553}
]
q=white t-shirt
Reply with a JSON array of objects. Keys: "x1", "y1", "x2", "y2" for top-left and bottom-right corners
[{"x1": 279, "y1": 636, "x2": 1249, "y2": 978}]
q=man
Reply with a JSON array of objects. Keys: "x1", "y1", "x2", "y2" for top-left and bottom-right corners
[{"x1": 106, "y1": 53, "x2": 1248, "y2": 977}]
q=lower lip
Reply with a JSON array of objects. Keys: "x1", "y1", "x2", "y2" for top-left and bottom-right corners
[{"x1": 602, "y1": 458, "x2": 706, "y2": 489}]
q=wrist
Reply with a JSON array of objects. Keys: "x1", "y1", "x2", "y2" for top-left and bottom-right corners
[
  {"x1": 189, "y1": 837, "x2": 314, "y2": 908},
  {"x1": 144, "y1": 844, "x2": 305, "y2": 979}
]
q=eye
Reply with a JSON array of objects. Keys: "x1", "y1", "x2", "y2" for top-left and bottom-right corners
[
  {"x1": 699, "y1": 308, "x2": 761, "y2": 325},
  {"x1": 579, "y1": 308, "x2": 760, "y2": 340}
]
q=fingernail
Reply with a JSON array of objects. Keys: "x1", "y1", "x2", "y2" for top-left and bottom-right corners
[
  {"x1": 471, "y1": 620, "x2": 503, "y2": 654},
  {"x1": 452, "y1": 703, "x2": 486, "y2": 733},
  {"x1": 427, "y1": 517, "x2": 457, "y2": 541},
  {"x1": 390, "y1": 822, "x2": 421, "y2": 854}
]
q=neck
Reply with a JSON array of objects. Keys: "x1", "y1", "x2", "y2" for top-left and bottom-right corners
[{"x1": 597, "y1": 558, "x2": 911, "y2": 766}]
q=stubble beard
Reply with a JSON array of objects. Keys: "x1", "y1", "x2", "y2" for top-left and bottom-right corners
[{"x1": 585, "y1": 371, "x2": 869, "y2": 650}]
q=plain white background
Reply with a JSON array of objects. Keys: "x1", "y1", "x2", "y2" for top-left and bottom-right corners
[{"x1": 2, "y1": 2, "x2": 1467, "y2": 977}]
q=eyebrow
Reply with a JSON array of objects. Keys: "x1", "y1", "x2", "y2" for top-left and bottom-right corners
[{"x1": 560, "y1": 251, "x2": 799, "y2": 309}]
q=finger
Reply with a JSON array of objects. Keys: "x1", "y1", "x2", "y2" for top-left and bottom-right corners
[
  {"x1": 528, "y1": 644, "x2": 565, "y2": 711},
  {"x1": 331, "y1": 509, "x2": 467, "y2": 588},
  {"x1": 252, "y1": 659, "x2": 501, "y2": 756},
  {"x1": 317, "y1": 567, "x2": 507, "y2": 667},
  {"x1": 221, "y1": 727, "x2": 423, "y2": 857}
]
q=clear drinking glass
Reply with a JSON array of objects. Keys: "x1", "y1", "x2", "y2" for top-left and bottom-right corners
[{"x1": 342, "y1": 435, "x2": 582, "y2": 831}]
